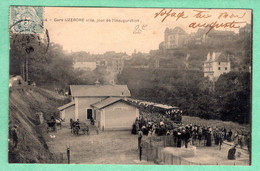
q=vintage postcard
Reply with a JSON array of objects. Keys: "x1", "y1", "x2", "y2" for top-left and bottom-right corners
[{"x1": 8, "y1": 6, "x2": 252, "y2": 165}]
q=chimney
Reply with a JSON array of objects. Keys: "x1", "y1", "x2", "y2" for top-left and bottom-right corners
[
  {"x1": 95, "y1": 80, "x2": 100, "y2": 86},
  {"x1": 212, "y1": 52, "x2": 216, "y2": 61},
  {"x1": 207, "y1": 52, "x2": 210, "y2": 61},
  {"x1": 227, "y1": 54, "x2": 230, "y2": 62}
]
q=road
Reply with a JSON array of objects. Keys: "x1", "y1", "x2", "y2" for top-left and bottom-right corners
[{"x1": 46, "y1": 123, "x2": 153, "y2": 164}]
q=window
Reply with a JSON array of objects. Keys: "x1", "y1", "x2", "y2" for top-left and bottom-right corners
[
  {"x1": 218, "y1": 67, "x2": 221, "y2": 70},
  {"x1": 225, "y1": 67, "x2": 227, "y2": 70},
  {"x1": 219, "y1": 62, "x2": 221, "y2": 65}
]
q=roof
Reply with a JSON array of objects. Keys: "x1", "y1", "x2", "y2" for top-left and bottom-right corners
[
  {"x1": 154, "y1": 104, "x2": 179, "y2": 110},
  {"x1": 214, "y1": 53, "x2": 229, "y2": 62},
  {"x1": 58, "y1": 101, "x2": 75, "y2": 111},
  {"x1": 70, "y1": 85, "x2": 131, "y2": 97},
  {"x1": 91, "y1": 97, "x2": 127, "y2": 109},
  {"x1": 208, "y1": 30, "x2": 235, "y2": 37},
  {"x1": 166, "y1": 27, "x2": 187, "y2": 35},
  {"x1": 204, "y1": 52, "x2": 230, "y2": 63}
]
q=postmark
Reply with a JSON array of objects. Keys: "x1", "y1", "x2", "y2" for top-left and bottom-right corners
[
  {"x1": 9, "y1": 6, "x2": 44, "y2": 34},
  {"x1": 11, "y1": 28, "x2": 50, "y2": 54}
]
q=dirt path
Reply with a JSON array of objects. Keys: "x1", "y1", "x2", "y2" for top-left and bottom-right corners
[{"x1": 46, "y1": 124, "x2": 153, "y2": 164}]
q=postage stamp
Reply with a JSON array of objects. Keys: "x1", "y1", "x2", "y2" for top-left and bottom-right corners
[{"x1": 9, "y1": 6, "x2": 44, "y2": 34}]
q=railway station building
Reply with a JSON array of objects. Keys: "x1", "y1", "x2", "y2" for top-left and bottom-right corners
[{"x1": 58, "y1": 83, "x2": 139, "y2": 130}]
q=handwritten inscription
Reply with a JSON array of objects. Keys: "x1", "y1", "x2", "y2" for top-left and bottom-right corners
[
  {"x1": 154, "y1": 9, "x2": 248, "y2": 34},
  {"x1": 133, "y1": 24, "x2": 148, "y2": 34},
  {"x1": 193, "y1": 10, "x2": 211, "y2": 18},
  {"x1": 154, "y1": 8, "x2": 188, "y2": 22},
  {"x1": 189, "y1": 21, "x2": 246, "y2": 34}
]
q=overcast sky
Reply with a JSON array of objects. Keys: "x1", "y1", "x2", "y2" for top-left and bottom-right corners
[{"x1": 44, "y1": 7, "x2": 251, "y2": 55}]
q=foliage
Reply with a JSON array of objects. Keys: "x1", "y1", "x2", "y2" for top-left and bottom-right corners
[
  {"x1": 118, "y1": 68, "x2": 251, "y2": 124},
  {"x1": 215, "y1": 72, "x2": 251, "y2": 123},
  {"x1": 10, "y1": 33, "x2": 97, "y2": 91}
]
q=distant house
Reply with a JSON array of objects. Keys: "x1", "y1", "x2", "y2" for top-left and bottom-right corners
[
  {"x1": 58, "y1": 83, "x2": 139, "y2": 130},
  {"x1": 108, "y1": 57, "x2": 124, "y2": 74},
  {"x1": 163, "y1": 27, "x2": 188, "y2": 49},
  {"x1": 203, "y1": 52, "x2": 231, "y2": 81},
  {"x1": 73, "y1": 61, "x2": 97, "y2": 71}
]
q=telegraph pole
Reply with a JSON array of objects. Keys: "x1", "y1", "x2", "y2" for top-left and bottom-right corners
[{"x1": 26, "y1": 53, "x2": 29, "y2": 82}]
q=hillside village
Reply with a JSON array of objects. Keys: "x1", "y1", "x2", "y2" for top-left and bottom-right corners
[{"x1": 71, "y1": 24, "x2": 251, "y2": 81}]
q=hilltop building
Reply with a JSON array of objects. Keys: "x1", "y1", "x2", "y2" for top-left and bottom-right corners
[
  {"x1": 58, "y1": 83, "x2": 139, "y2": 130},
  {"x1": 163, "y1": 27, "x2": 188, "y2": 49},
  {"x1": 188, "y1": 28, "x2": 208, "y2": 45},
  {"x1": 203, "y1": 52, "x2": 231, "y2": 81}
]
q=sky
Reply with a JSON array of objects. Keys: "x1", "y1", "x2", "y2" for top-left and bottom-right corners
[{"x1": 44, "y1": 7, "x2": 251, "y2": 55}]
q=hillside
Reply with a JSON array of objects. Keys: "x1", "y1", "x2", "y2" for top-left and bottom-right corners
[
  {"x1": 9, "y1": 85, "x2": 69, "y2": 163},
  {"x1": 118, "y1": 67, "x2": 250, "y2": 124}
]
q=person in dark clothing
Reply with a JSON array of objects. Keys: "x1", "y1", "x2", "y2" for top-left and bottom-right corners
[
  {"x1": 202, "y1": 127, "x2": 207, "y2": 146},
  {"x1": 223, "y1": 128, "x2": 227, "y2": 140},
  {"x1": 11, "y1": 125, "x2": 18, "y2": 148},
  {"x1": 228, "y1": 146, "x2": 237, "y2": 160},
  {"x1": 184, "y1": 129, "x2": 191, "y2": 148},
  {"x1": 173, "y1": 129, "x2": 178, "y2": 147},
  {"x1": 206, "y1": 130, "x2": 212, "y2": 146},
  {"x1": 139, "y1": 142, "x2": 143, "y2": 161},
  {"x1": 90, "y1": 117, "x2": 95, "y2": 125},
  {"x1": 214, "y1": 131, "x2": 219, "y2": 145},
  {"x1": 198, "y1": 128, "x2": 203, "y2": 146},
  {"x1": 138, "y1": 130, "x2": 143, "y2": 150},
  {"x1": 132, "y1": 123, "x2": 137, "y2": 134},
  {"x1": 228, "y1": 129, "x2": 233, "y2": 142},
  {"x1": 218, "y1": 132, "x2": 223, "y2": 150},
  {"x1": 176, "y1": 130, "x2": 182, "y2": 148}
]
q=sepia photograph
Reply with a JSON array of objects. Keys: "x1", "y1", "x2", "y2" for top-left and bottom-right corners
[{"x1": 8, "y1": 6, "x2": 252, "y2": 165}]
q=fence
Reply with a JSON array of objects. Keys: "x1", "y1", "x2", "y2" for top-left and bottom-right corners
[
  {"x1": 141, "y1": 135, "x2": 250, "y2": 165},
  {"x1": 147, "y1": 136, "x2": 177, "y2": 147},
  {"x1": 142, "y1": 139, "x2": 198, "y2": 165}
]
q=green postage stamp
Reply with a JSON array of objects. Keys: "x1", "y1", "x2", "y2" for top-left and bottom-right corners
[{"x1": 9, "y1": 6, "x2": 44, "y2": 34}]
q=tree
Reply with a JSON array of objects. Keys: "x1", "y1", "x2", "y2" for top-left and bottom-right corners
[{"x1": 215, "y1": 72, "x2": 251, "y2": 123}]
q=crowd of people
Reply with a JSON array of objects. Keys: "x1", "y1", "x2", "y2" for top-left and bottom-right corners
[{"x1": 132, "y1": 112, "x2": 251, "y2": 151}]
